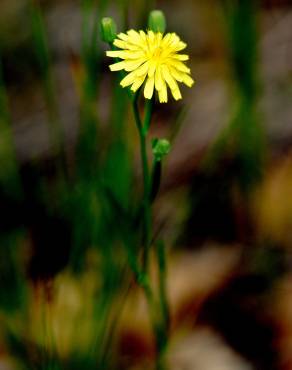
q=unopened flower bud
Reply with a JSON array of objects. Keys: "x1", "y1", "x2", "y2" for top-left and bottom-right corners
[
  {"x1": 152, "y1": 138, "x2": 171, "y2": 161},
  {"x1": 148, "y1": 10, "x2": 166, "y2": 33},
  {"x1": 101, "y1": 17, "x2": 117, "y2": 43}
]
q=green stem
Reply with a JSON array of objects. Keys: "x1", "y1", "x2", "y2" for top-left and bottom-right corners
[
  {"x1": 157, "y1": 240, "x2": 169, "y2": 329},
  {"x1": 132, "y1": 96, "x2": 169, "y2": 369},
  {"x1": 156, "y1": 240, "x2": 170, "y2": 369},
  {"x1": 132, "y1": 97, "x2": 153, "y2": 272},
  {"x1": 143, "y1": 98, "x2": 154, "y2": 136}
]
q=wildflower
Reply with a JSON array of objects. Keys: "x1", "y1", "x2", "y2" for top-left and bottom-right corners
[{"x1": 106, "y1": 30, "x2": 194, "y2": 103}]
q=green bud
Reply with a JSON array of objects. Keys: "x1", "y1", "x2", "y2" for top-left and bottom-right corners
[
  {"x1": 152, "y1": 138, "x2": 171, "y2": 161},
  {"x1": 100, "y1": 17, "x2": 117, "y2": 43},
  {"x1": 148, "y1": 10, "x2": 166, "y2": 33}
]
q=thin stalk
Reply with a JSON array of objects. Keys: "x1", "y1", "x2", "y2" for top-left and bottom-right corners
[
  {"x1": 132, "y1": 96, "x2": 170, "y2": 370},
  {"x1": 157, "y1": 240, "x2": 169, "y2": 331},
  {"x1": 155, "y1": 240, "x2": 170, "y2": 370},
  {"x1": 143, "y1": 98, "x2": 154, "y2": 136},
  {"x1": 132, "y1": 97, "x2": 153, "y2": 272}
]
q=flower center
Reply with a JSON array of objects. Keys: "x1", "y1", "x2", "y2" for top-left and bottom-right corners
[{"x1": 152, "y1": 46, "x2": 163, "y2": 60}]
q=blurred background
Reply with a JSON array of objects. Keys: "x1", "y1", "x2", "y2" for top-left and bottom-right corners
[{"x1": 0, "y1": 0, "x2": 292, "y2": 369}]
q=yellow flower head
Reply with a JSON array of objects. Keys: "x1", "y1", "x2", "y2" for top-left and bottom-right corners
[{"x1": 106, "y1": 30, "x2": 194, "y2": 103}]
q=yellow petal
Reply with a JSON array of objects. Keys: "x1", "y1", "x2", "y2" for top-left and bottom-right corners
[
  {"x1": 117, "y1": 32, "x2": 129, "y2": 41},
  {"x1": 168, "y1": 65, "x2": 183, "y2": 82},
  {"x1": 155, "y1": 66, "x2": 163, "y2": 90},
  {"x1": 148, "y1": 61, "x2": 156, "y2": 77},
  {"x1": 158, "y1": 81, "x2": 168, "y2": 103},
  {"x1": 124, "y1": 59, "x2": 145, "y2": 72},
  {"x1": 144, "y1": 76, "x2": 155, "y2": 99},
  {"x1": 171, "y1": 88, "x2": 182, "y2": 100},
  {"x1": 109, "y1": 61, "x2": 126, "y2": 71},
  {"x1": 172, "y1": 54, "x2": 189, "y2": 61},
  {"x1": 124, "y1": 50, "x2": 145, "y2": 59},
  {"x1": 161, "y1": 33, "x2": 172, "y2": 46},
  {"x1": 131, "y1": 75, "x2": 146, "y2": 92},
  {"x1": 127, "y1": 30, "x2": 141, "y2": 44},
  {"x1": 155, "y1": 32, "x2": 163, "y2": 45},
  {"x1": 113, "y1": 39, "x2": 127, "y2": 49},
  {"x1": 148, "y1": 30, "x2": 155, "y2": 42},
  {"x1": 120, "y1": 71, "x2": 137, "y2": 87},
  {"x1": 161, "y1": 65, "x2": 178, "y2": 91},
  {"x1": 174, "y1": 41, "x2": 187, "y2": 52},
  {"x1": 106, "y1": 50, "x2": 123, "y2": 58},
  {"x1": 168, "y1": 33, "x2": 178, "y2": 45},
  {"x1": 106, "y1": 50, "x2": 144, "y2": 59},
  {"x1": 136, "y1": 61, "x2": 149, "y2": 77},
  {"x1": 139, "y1": 30, "x2": 147, "y2": 40},
  {"x1": 182, "y1": 73, "x2": 195, "y2": 87},
  {"x1": 167, "y1": 59, "x2": 190, "y2": 73},
  {"x1": 113, "y1": 39, "x2": 140, "y2": 51}
]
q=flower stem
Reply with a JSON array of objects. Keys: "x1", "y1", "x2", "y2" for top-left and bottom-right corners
[
  {"x1": 132, "y1": 97, "x2": 153, "y2": 272},
  {"x1": 132, "y1": 96, "x2": 169, "y2": 370}
]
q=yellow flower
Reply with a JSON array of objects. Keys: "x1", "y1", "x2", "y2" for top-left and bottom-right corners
[{"x1": 106, "y1": 30, "x2": 194, "y2": 103}]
